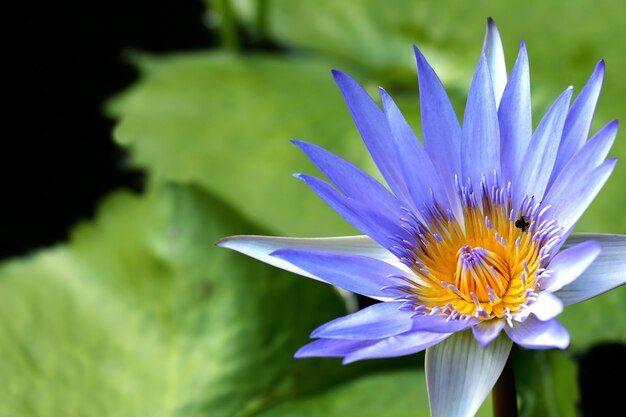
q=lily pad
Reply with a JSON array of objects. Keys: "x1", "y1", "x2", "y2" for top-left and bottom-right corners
[{"x1": 109, "y1": 52, "x2": 378, "y2": 238}]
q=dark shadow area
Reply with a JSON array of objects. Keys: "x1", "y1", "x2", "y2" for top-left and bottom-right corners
[
  {"x1": 3, "y1": 0, "x2": 215, "y2": 259},
  {"x1": 578, "y1": 341, "x2": 625, "y2": 416}
]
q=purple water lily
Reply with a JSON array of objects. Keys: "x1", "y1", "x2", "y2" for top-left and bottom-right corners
[{"x1": 218, "y1": 19, "x2": 625, "y2": 416}]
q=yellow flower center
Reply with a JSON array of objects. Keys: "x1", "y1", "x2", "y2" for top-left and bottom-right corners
[{"x1": 405, "y1": 194, "x2": 544, "y2": 320}]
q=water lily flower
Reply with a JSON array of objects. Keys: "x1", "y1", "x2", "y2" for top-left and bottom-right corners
[{"x1": 218, "y1": 19, "x2": 625, "y2": 416}]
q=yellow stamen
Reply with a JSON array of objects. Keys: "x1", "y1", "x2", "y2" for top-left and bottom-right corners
[{"x1": 409, "y1": 199, "x2": 541, "y2": 320}]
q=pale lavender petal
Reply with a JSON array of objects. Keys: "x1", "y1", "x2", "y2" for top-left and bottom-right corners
[
  {"x1": 462, "y1": 54, "x2": 500, "y2": 189},
  {"x1": 216, "y1": 235, "x2": 409, "y2": 284},
  {"x1": 311, "y1": 302, "x2": 413, "y2": 340},
  {"x1": 295, "y1": 338, "x2": 378, "y2": 358},
  {"x1": 548, "y1": 61, "x2": 605, "y2": 187},
  {"x1": 414, "y1": 47, "x2": 463, "y2": 206},
  {"x1": 271, "y1": 248, "x2": 411, "y2": 298},
  {"x1": 379, "y1": 88, "x2": 454, "y2": 215},
  {"x1": 426, "y1": 330, "x2": 513, "y2": 417},
  {"x1": 542, "y1": 158, "x2": 617, "y2": 231},
  {"x1": 505, "y1": 316, "x2": 570, "y2": 349},
  {"x1": 555, "y1": 234, "x2": 626, "y2": 305},
  {"x1": 343, "y1": 331, "x2": 450, "y2": 364},
  {"x1": 292, "y1": 140, "x2": 406, "y2": 220},
  {"x1": 542, "y1": 240, "x2": 603, "y2": 292},
  {"x1": 481, "y1": 17, "x2": 507, "y2": 107},
  {"x1": 545, "y1": 120, "x2": 618, "y2": 198},
  {"x1": 514, "y1": 291, "x2": 563, "y2": 322},
  {"x1": 513, "y1": 87, "x2": 572, "y2": 208},
  {"x1": 499, "y1": 41, "x2": 531, "y2": 185},
  {"x1": 472, "y1": 319, "x2": 505, "y2": 347},
  {"x1": 332, "y1": 70, "x2": 412, "y2": 204}
]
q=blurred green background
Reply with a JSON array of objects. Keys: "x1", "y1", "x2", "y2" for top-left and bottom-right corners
[{"x1": 3, "y1": 1, "x2": 625, "y2": 416}]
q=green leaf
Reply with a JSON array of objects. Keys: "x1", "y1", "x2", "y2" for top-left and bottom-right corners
[
  {"x1": 513, "y1": 348, "x2": 579, "y2": 417},
  {"x1": 559, "y1": 285, "x2": 626, "y2": 350},
  {"x1": 0, "y1": 185, "x2": 358, "y2": 417},
  {"x1": 109, "y1": 52, "x2": 377, "y2": 238},
  {"x1": 254, "y1": 368, "x2": 494, "y2": 417}
]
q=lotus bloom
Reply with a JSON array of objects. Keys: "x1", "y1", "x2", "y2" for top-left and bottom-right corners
[{"x1": 218, "y1": 19, "x2": 625, "y2": 416}]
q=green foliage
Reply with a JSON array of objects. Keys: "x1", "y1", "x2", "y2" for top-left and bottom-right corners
[
  {"x1": 5, "y1": 1, "x2": 626, "y2": 416},
  {"x1": 0, "y1": 186, "x2": 354, "y2": 417}
]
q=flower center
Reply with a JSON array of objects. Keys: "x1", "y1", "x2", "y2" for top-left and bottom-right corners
[
  {"x1": 454, "y1": 245, "x2": 510, "y2": 303},
  {"x1": 390, "y1": 182, "x2": 562, "y2": 321}
]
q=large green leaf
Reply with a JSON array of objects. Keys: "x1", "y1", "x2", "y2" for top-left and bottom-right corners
[
  {"x1": 0, "y1": 185, "x2": 361, "y2": 417},
  {"x1": 109, "y1": 53, "x2": 379, "y2": 238},
  {"x1": 255, "y1": 368, "x2": 493, "y2": 417}
]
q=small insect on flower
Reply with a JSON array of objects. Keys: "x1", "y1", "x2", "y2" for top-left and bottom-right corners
[
  {"x1": 514, "y1": 215, "x2": 530, "y2": 232},
  {"x1": 218, "y1": 18, "x2": 626, "y2": 417}
]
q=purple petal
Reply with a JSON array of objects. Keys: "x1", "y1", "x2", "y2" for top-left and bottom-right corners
[
  {"x1": 426, "y1": 330, "x2": 512, "y2": 417},
  {"x1": 292, "y1": 140, "x2": 406, "y2": 219},
  {"x1": 295, "y1": 174, "x2": 415, "y2": 249},
  {"x1": 481, "y1": 17, "x2": 507, "y2": 107},
  {"x1": 542, "y1": 158, "x2": 617, "y2": 231},
  {"x1": 270, "y1": 248, "x2": 412, "y2": 299},
  {"x1": 513, "y1": 87, "x2": 573, "y2": 208},
  {"x1": 379, "y1": 88, "x2": 455, "y2": 215},
  {"x1": 514, "y1": 291, "x2": 563, "y2": 322},
  {"x1": 554, "y1": 234, "x2": 626, "y2": 305},
  {"x1": 311, "y1": 302, "x2": 414, "y2": 340},
  {"x1": 546, "y1": 120, "x2": 618, "y2": 198},
  {"x1": 343, "y1": 331, "x2": 450, "y2": 364},
  {"x1": 499, "y1": 41, "x2": 532, "y2": 185},
  {"x1": 411, "y1": 314, "x2": 477, "y2": 333},
  {"x1": 295, "y1": 338, "x2": 377, "y2": 358},
  {"x1": 505, "y1": 316, "x2": 570, "y2": 349},
  {"x1": 216, "y1": 235, "x2": 410, "y2": 293},
  {"x1": 462, "y1": 54, "x2": 500, "y2": 189},
  {"x1": 542, "y1": 240, "x2": 603, "y2": 293},
  {"x1": 472, "y1": 319, "x2": 505, "y2": 347},
  {"x1": 414, "y1": 47, "x2": 462, "y2": 202},
  {"x1": 548, "y1": 61, "x2": 605, "y2": 187},
  {"x1": 332, "y1": 70, "x2": 411, "y2": 204}
]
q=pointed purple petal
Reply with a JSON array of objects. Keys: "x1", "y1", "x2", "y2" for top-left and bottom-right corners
[
  {"x1": 311, "y1": 302, "x2": 414, "y2": 340},
  {"x1": 343, "y1": 331, "x2": 450, "y2": 364},
  {"x1": 482, "y1": 17, "x2": 507, "y2": 106},
  {"x1": 555, "y1": 234, "x2": 626, "y2": 305},
  {"x1": 426, "y1": 331, "x2": 512, "y2": 417},
  {"x1": 499, "y1": 41, "x2": 532, "y2": 185},
  {"x1": 295, "y1": 174, "x2": 414, "y2": 250},
  {"x1": 270, "y1": 248, "x2": 411, "y2": 298},
  {"x1": 542, "y1": 240, "x2": 603, "y2": 292},
  {"x1": 293, "y1": 140, "x2": 406, "y2": 219},
  {"x1": 472, "y1": 319, "x2": 505, "y2": 347},
  {"x1": 505, "y1": 316, "x2": 570, "y2": 349},
  {"x1": 548, "y1": 61, "x2": 605, "y2": 187},
  {"x1": 216, "y1": 235, "x2": 409, "y2": 290},
  {"x1": 513, "y1": 87, "x2": 572, "y2": 207},
  {"x1": 462, "y1": 54, "x2": 500, "y2": 189},
  {"x1": 379, "y1": 88, "x2": 454, "y2": 215},
  {"x1": 295, "y1": 338, "x2": 378, "y2": 358},
  {"x1": 546, "y1": 120, "x2": 618, "y2": 197},
  {"x1": 414, "y1": 47, "x2": 462, "y2": 202},
  {"x1": 332, "y1": 70, "x2": 411, "y2": 203},
  {"x1": 542, "y1": 158, "x2": 617, "y2": 231}
]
